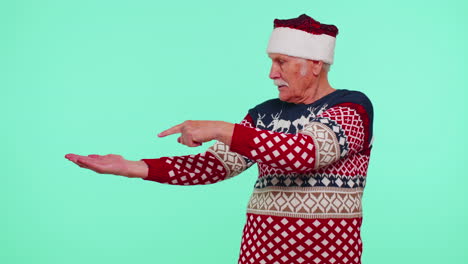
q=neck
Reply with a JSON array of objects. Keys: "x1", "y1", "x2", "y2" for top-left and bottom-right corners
[{"x1": 303, "y1": 72, "x2": 335, "y2": 104}]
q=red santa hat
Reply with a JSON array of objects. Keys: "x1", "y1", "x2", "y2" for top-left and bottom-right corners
[{"x1": 266, "y1": 14, "x2": 339, "y2": 64}]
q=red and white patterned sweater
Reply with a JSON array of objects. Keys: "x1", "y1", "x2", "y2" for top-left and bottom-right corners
[{"x1": 142, "y1": 89, "x2": 374, "y2": 264}]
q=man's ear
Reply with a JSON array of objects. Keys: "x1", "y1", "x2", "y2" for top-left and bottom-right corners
[{"x1": 311, "y1": 60, "x2": 324, "y2": 76}]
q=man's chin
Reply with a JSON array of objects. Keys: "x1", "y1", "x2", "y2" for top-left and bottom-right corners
[{"x1": 278, "y1": 93, "x2": 290, "y2": 102}]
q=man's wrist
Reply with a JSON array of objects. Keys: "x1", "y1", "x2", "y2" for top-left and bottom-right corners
[
  {"x1": 216, "y1": 121, "x2": 235, "y2": 146},
  {"x1": 125, "y1": 160, "x2": 149, "y2": 179}
]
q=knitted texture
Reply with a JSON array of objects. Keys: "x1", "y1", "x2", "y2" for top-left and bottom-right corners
[
  {"x1": 142, "y1": 89, "x2": 373, "y2": 264},
  {"x1": 273, "y1": 14, "x2": 339, "y2": 37}
]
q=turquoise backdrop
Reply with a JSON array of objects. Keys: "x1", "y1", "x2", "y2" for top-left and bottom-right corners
[{"x1": 2, "y1": 0, "x2": 467, "y2": 263}]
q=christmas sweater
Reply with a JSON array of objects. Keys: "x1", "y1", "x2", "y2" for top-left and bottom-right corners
[{"x1": 141, "y1": 89, "x2": 374, "y2": 264}]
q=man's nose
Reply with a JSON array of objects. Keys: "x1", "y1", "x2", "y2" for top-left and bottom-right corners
[{"x1": 269, "y1": 66, "x2": 281, "y2": 80}]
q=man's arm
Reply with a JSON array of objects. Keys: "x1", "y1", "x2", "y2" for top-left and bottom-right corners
[
  {"x1": 65, "y1": 115, "x2": 256, "y2": 183},
  {"x1": 141, "y1": 115, "x2": 256, "y2": 185},
  {"x1": 229, "y1": 103, "x2": 372, "y2": 172}
]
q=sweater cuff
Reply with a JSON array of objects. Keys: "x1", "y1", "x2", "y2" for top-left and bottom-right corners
[
  {"x1": 229, "y1": 123, "x2": 258, "y2": 159},
  {"x1": 140, "y1": 158, "x2": 172, "y2": 182}
]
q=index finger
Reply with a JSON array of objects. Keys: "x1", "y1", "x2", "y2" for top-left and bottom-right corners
[{"x1": 158, "y1": 123, "x2": 183, "y2": 137}]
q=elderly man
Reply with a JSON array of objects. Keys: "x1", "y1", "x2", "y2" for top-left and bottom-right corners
[{"x1": 66, "y1": 14, "x2": 374, "y2": 264}]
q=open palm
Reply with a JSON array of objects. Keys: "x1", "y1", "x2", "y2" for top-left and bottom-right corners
[{"x1": 65, "y1": 154, "x2": 129, "y2": 176}]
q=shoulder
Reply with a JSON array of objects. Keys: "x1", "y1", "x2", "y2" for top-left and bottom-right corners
[
  {"x1": 328, "y1": 89, "x2": 374, "y2": 120},
  {"x1": 332, "y1": 89, "x2": 373, "y2": 108},
  {"x1": 323, "y1": 89, "x2": 374, "y2": 148}
]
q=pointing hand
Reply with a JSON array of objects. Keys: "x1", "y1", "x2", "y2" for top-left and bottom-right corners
[{"x1": 158, "y1": 120, "x2": 234, "y2": 147}]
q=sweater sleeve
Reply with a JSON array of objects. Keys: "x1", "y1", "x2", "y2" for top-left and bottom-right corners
[
  {"x1": 140, "y1": 115, "x2": 256, "y2": 185},
  {"x1": 229, "y1": 102, "x2": 371, "y2": 172}
]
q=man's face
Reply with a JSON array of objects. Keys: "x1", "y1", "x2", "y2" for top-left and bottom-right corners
[{"x1": 268, "y1": 53, "x2": 317, "y2": 104}]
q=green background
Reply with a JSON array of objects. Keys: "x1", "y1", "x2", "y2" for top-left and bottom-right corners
[{"x1": 2, "y1": 0, "x2": 467, "y2": 263}]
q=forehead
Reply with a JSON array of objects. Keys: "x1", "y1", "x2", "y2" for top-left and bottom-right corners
[{"x1": 268, "y1": 53, "x2": 307, "y2": 64}]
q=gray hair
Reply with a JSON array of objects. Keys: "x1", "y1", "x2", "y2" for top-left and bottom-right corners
[{"x1": 322, "y1": 63, "x2": 331, "y2": 73}]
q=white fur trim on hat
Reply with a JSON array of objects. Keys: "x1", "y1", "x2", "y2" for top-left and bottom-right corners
[{"x1": 267, "y1": 27, "x2": 336, "y2": 64}]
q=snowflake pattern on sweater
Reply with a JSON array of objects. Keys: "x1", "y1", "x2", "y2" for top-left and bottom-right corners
[{"x1": 142, "y1": 89, "x2": 373, "y2": 264}]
